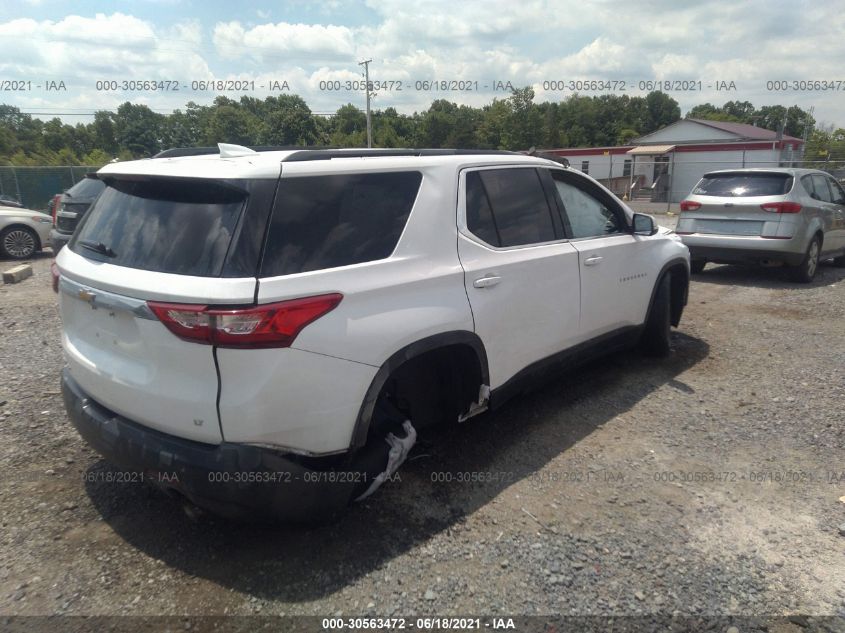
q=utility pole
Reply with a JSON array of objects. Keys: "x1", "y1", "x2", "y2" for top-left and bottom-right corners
[
  {"x1": 800, "y1": 105, "x2": 814, "y2": 165},
  {"x1": 358, "y1": 59, "x2": 373, "y2": 148}
]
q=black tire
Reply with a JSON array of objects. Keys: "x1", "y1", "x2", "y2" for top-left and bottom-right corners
[
  {"x1": 0, "y1": 225, "x2": 39, "y2": 260},
  {"x1": 690, "y1": 259, "x2": 706, "y2": 274},
  {"x1": 640, "y1": 273, "x2": 671, "y2": 357},
  {"x1": 791, "y1": 235, "x2": 821, "y2": 283},
  {"x1": 833, "y1": 254, "x2": 845, "y2": 267}
]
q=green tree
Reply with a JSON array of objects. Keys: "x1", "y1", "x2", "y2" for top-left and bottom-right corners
[
  {"x1": 91, "y1": 111, "x2": 118, "y2": 154},
  {"x1": 476, "y1": 99, "x2": 511, "y2": 149},
  {"x1": 260, "y1": 95, "x2": 317, "y2": 145},
  {"x1": 643, "y1": 91, "x2": 681, "y2": 133},
  {"x1": 113, "y1": 102, "x2": 163, "y2": 156},
  {"x1": 503, "y1": 87, "x2": 542, "y2": 150}
]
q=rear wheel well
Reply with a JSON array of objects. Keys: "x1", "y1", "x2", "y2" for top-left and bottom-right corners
[
  {"x1": 368, "y1": 344, "x2": 484, "y2": 439},
  {"x1": 665, "y1": 263, "x2": 688, "y2": 327}
]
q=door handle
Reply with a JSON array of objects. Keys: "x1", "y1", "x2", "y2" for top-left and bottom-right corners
[
  {"x1": 473, "y1": 275, "x2": 501, "y2": 288},
  {"x1": 584, "y1": 255, "x2": 603, "y2": 266}
]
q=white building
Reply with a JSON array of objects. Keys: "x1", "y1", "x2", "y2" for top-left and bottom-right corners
[{"x1": 543, "y1": 118, "x2": 804, "y2": 203}]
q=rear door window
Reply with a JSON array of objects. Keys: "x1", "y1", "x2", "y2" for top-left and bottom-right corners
[
  {"x1": 465, "y1": 168, "x2": 557, "y2": 247},
  {"x1": 828, "y1": 178, "x2": 845, "y2": 203},
  {"x1": 810, "y1": 174, "x2": 833, "y2": 202},
  {"x1": 70, "y1": 178, "x2": 247, "y2": 276},
  {"x1": 693, "y1": 173, "x2": 793, "y2": 197},
  {"x1": 260, "y1": 171, "x2": 422, "y2": 277},
  {"x1": 465, "y1": 171, "x2": 501, "y2": 246}
]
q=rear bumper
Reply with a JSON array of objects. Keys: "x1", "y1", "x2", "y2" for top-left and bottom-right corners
[
  {"x1": 62, "y1": 368, "x2": 357, "y2": 522},
  {"x1": 680, "y1": 235, "x2": 805, "y2": 266}
]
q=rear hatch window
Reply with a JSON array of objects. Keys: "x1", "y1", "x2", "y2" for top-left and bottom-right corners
[
  {"x1": 692, "y1": 173, "x2": 793, "y2": 197},
  {"x1": 64, "y1": 177, "x2": 105, "y2": 200},
  {"x1": 70, "y1": 177, "x2": 247, "y2": 277}
]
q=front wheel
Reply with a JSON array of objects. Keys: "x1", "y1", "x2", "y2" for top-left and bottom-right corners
[
  {"x1": 640, "y1": 273, "x2": 671, "y2": 357},
  {"x1": 791, "y1": 236, "x2": 821, "y2": 283},
  {"x1": 1, "y1": 226, "x2": 38, "y2": 260}
]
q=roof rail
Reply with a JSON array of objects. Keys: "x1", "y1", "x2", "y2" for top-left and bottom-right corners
[
  {"x1": 151, "y1": 147, "x2": 523, "y2": 161},
  {"x1": 281, "y1": 148, "x2": 520, "y2": 162},
  {"x1": 152, "y1": 145, "x2": 341, "y2": 159}
]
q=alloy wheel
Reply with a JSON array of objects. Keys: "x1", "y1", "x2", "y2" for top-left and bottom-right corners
[
  {"x1": 3, "y1": 229, "x2": 35, "y2": 258},
  {"x1": 806, "y1": 240, "x2": 819, "y2": 278}
]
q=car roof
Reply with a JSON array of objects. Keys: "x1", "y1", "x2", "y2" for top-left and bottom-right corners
[
  {"x1": 97, "y1": 147, "x2": 561, "y2": 180},
  {"x1": 702, "y1": 167, "x2": 828, "y2": 177}
]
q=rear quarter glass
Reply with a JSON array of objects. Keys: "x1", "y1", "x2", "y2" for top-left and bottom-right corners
[
  {"x1": 260, "y1": 171, "x2": 422, "y2": 277},
  {"x1": 693, "y1": 173, "x2": 793, "y2": 197},
  {"x1": 70, "y1": 177, "x2": 248, "y2": 277}
]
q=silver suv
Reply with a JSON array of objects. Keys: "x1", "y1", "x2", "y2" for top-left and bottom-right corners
[{"x1": 677, "y1": 168, "x2": 845, "y2": 282}]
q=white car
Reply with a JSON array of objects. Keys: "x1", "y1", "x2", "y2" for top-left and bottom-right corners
[
  {"x1": 0, "y1": 205, "x2": 53, "y2": 259},
  {"x1": 56, "y1": 145, "x2": 690, "y2": 521}
]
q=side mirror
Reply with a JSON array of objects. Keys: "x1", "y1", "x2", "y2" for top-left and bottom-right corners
[{"x1": 632, "y1": 213, "x2": 658, "y2": 236}]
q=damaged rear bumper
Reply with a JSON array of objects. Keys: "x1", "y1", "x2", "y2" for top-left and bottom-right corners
[{"x1": 62, "y1": 368, "x2": 358, "y2": 522}]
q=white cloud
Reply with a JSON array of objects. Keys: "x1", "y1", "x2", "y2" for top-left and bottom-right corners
[
  {"x1": 0, "y1": 2, "x2": 844, "y2": 125},
  {"x1": 212, "y1": 21, "x2": 355, "y2": 61}
]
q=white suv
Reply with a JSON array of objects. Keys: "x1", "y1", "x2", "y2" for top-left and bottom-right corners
[{"x1": 56, "y1": 146, "x2": 690, "y2": 521}]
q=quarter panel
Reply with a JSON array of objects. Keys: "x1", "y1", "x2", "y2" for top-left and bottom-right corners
[{"x1": 216, "y1": 347, "x2": 378, "y2": 454}]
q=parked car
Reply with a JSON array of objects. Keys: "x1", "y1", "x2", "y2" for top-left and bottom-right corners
[
  {"x1": 0, "y1": 205, "x2": 52, "y2": 259},
  {"x1": 0, "y1": 194, "x2": 23, "y2": 208},
  {"x1": 677, "y1": 168, "x2": 845, "y2": 281},
  {"x1": 49, "y1": 175, "x2": 105, "y2": 253},
  {"x1": 55, "y1": 146, "x2": 690, "y2": 521}
]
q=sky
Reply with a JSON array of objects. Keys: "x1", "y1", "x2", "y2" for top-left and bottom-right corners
[{"x1": 1, "y1": 0, "x2": 844, "y2": 128}]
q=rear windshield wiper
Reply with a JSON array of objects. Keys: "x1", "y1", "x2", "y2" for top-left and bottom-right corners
[{"x1": 78, "y1": 240, "x2": 116, "y2": 258}]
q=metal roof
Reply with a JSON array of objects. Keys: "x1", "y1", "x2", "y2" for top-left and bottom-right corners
[
  {"x1": 686, "y1": 119, "x2": 802, "y2": 142},
  {"x1": 626, "y1": 145, "x2": 676, "y2": 155}
]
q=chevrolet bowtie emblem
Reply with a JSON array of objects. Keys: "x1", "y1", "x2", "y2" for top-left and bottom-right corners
[{"x1": 78, "y1": 289, "x2": 96, "y2": 303}]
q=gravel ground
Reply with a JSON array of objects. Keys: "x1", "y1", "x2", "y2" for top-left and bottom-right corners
[{"x1": 1, "y1": 237, "x2": 844, "y2": 625}]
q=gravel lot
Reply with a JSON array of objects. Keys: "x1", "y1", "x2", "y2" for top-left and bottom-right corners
[{"x1": 1, "y1": 231, "x2": 844, "y2": 626}]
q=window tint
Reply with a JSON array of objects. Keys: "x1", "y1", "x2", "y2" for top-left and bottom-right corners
[
  {"x1": 552, "y1": 174, "x2": 623, "y2": 239},
  {"x1": 472, "y1": 169, "x2": 556, "y2": 247},
  {"x1": 466, "y1": 171, "x2": 500, "y2": 246},
  {"x1": 71, "y1": 178, "x2": 246, "y2": 276},
  {"x1": 810, "y1": 174, "x2": 833, "y2": 202},
  {"x1": 261, "y1": 171, "x2": 421, "y2": 277},
  {"x1": 828, "y1": 178, "x2": 845, "y2": 203},
  {"x1": 801, "y1": 175, "x2": 816, "y2": 197},
  {"x1": 693, "y1": 173, "x2": 793, "y2": 196},
  {"x1": 65, "y1": 177, "x2": 105, "y2": 199}
]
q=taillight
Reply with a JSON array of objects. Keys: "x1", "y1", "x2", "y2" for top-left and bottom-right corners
[
  {"x1": 148, "y1": 294, "x2": 343, "y2": 348},
  {"x1": 50, "y1": 262, "x2": 60, "y2": 293},
  {"x1": 679, "y1": 200, "x2": 701, "y2": 212},
  {"x1": 761, "y1": 202, "x2": 802, "y2": 213},
  {"x1": 51, "y1": 195, "x2": 62, "y2": 226}
]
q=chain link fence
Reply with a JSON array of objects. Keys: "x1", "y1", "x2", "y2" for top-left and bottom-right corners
[{"x1": 0, "y1": 166, "x2": 100, "y2": 211}]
